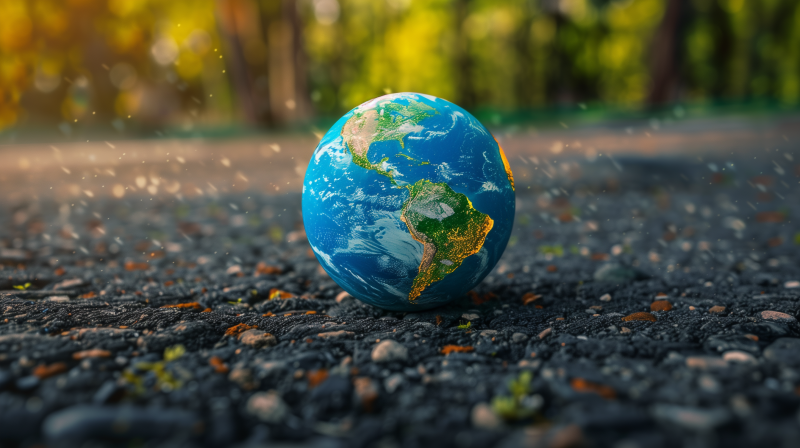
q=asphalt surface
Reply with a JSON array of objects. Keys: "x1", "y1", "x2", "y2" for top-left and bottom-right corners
[{"x1": 1, "y1": 127, "x2": 800, "y2": 448}]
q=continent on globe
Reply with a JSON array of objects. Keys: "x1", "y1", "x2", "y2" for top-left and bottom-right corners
[
  {"x1": 342, "y1": 97, "x2": 437, "y2": 184},
  {"x1": 401, "y1": 179, "x2": 494, "y2": 301},
  {"x1": 303, "y1": 92, "x2": 515, "y2": 311}
]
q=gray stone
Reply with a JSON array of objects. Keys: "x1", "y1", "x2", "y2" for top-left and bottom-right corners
[
  {"x1": 238, "y1": 330, "x2": 277, "y2": 349},
  {"x1": 723, "y1": 351, "x2": 758, "y2": 364},
  {"x1": 511, "y1": 333, "x2": 529, "y2": 343},
  {"x1": 246, "y1": 391, "x2": 289, "y2": 423},
  {"x1": 733, "y1": 321, "x2": 790, "y2": 342},
  {"x1": 43, "y1": 405, "x2": 198, "y2": 443},
  {"x1": 651, "y1": 404, "x2": 731, "y2": 431},
  {"x1": 335, "y1": 291, "x2": 353, "y2": 304},
  {"x1": 383, "y1": 373, "x2": 405, "y2": 393},
  {"x1": 310, "y1": 374, "x2": 352, "y2": 406},
  {"x1": 15, "y1": 376, "x2": 39, "y2": 391},
  {"x1": 471, "y1": 402, "x2": 503, "y2": 430},
  {"x1": 764, "y1": 338, "x2": 800, "y2": 366},
  {"x1": 593, "y1": 263, "x2": 649, "y2": 283},
  {"x1": 92, "y1": 381, "x2": 123, "y2": 404},
  {"x1": 704, "y1": 334, "x2": 760, "y2": 355},
  {"x1": 371, "y1": 340, "x2": 408, "y2": 363},
  {"x1": 317, "y1": 330, "x2": 355, "y2": 339},
  {"x1": 760, "y1": 311, "x2": 796, "y2": 322}
]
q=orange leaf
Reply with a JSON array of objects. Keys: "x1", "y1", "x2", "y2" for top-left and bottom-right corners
[
  {"x1": 225, "y1": 323, "x2": 257, "y2": 337},
  {"x1": 307, "y1": 369, "x2": 329, "y2": 389},
  {"x1": 161, "y1": 302, "x2": 202, "y2": 310},
  {"x1": 571, "y1": 378, "x2": 616, "y2": 399},
  {"x1": 33, "y1": 362, "x2": 68, "y2": 379},
  {"x1": 621, "y1": 312, "x2": 656, "y2": 322},
  {"x1": 440, "y1": 345, "x2": 474, "y2": 355}
]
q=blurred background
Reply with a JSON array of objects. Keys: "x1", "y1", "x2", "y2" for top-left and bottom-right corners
[
  {"x1": 1, "y1": 0, "x2": 799, "y2": 140},
  {"x1": 0, "y1": 0, "x2": 799, "y2": 208}
]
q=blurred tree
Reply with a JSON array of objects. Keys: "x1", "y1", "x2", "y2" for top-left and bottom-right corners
[
  {"x1": 1, "y1": 0, "x2": 799, "y2": 134},
  {"x1": 647, "y1": 0, "x2": 686, "y2": 105}
]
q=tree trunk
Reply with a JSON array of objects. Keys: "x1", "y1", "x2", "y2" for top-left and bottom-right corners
[
  {"x1": 265, "y1": 0, "x2": 311, "y2": 125},
  {"x1": 647, "y1": 0, "x2": 684, "y2": 106},
  {"x1": 454, "y1": 0, "x2": 474, "y2": 109},
  {"x1": 216, "y1": 0, "x2": 259, "y2": 124}
]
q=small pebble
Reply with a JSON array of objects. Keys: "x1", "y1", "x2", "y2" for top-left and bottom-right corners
[
  {"x1": 599, "y1": 293, "x2": 612, "y2": 302},
  {"x1": 471, "y1": 403, "x2": 503, "y2": 430},
  {"x1": 622, "y1": 312, "x2": 656, "y2": 322},
  {"x1": 354, "y1": 377, "x2": 379, "y2": 410},
  {"x1": 511, "y1": 332, "x2": 528, "y2": 343},
  {"x1": 317, "y1": 330, "x2": 355, "y2": 339},
  {"x1": 239, "y1": 330, "x2": 277, "y2": 349},
  {"x1": 383, "y1": 373, "x2": 405, "y2": 393},
  {"x1": 760, "y1": 311, "x2": 796, "y2": 322},
  {"x1": 335, "y1": 291, "x2": 353, "y2": 304},
  {"x1": 650, "y1": 300, "x2": 673, "y2": 312},
  {"x1": 652, "y1": 404, "x2": 731, "y2": 431},
  {"x1": 723, "y1": 351, "x2": 757, "y2": 364},
  {"x1": 709, "y1": 306, "x2": 726, "y2": 314},
  {"x1": 247, "y1": 391, "x2": 288, "y2": 423},
  {"x1": 686, "y1": 356, "x2": 728, "y2": 370},
  {"x1": 371, "y1": 340, "x2": 408, "y2": 363},
  {"x1": 538, "y1": 328, "x2": 552, "y2": 339}
]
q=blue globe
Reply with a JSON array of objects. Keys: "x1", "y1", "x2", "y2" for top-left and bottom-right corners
[{"x1": 302, "y1": 93, "x2": 515, "y2": 311}]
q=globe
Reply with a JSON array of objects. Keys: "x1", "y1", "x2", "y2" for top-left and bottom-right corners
[{"x1": 302, "y1": 93, "x2": 515, "y2": 311}]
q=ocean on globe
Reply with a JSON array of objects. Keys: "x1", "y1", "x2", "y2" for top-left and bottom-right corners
[{"x1": 302, "y1": 93, "x2": 515, "y2": 311}]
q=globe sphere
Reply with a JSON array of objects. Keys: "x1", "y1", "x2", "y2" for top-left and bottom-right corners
[{"x1": 302, "y1": 93, "x2": 515, "y2": 311}]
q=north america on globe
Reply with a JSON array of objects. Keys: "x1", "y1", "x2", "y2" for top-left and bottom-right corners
[{"x1": 302, "y1": 93, "x2": 515, "y2": 311}]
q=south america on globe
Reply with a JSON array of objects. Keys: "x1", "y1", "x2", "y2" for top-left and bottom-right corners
[{"x1": 302, "y1": 93, "x2": 515, "y2": 311}]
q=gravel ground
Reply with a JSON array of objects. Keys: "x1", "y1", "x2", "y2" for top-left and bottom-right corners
[{"x1": 1, "y1": 143, "x2": 800, "y2": 448}]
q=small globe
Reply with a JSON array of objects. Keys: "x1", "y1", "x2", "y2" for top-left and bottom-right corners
[{"x1": 302, "y1": 93, "x2": 515, "y2": 311}]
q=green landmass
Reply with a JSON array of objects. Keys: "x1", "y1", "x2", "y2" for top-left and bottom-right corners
[
  {"x1": 400, "y1": 179, "x2": 493, "y2": 302},
  {"x1": 396, "y1": 153, "x2": 430, "y2": 165},
  {"x1": 341, "y1": 97, "x2": 436, "y2": 185}
]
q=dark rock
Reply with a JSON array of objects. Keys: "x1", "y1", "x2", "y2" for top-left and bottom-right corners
[
  {"x1": 593, "y1": 263, "x2": 649, "y2": 283},
  {"x1": 651, "y1": 404, "x2": 731, "y2": 431},
  {"x1": 15, "y1": 376, "x2": 39, "y2": 391},
  {"x1": 42, "y1": 405, "x2": 200, "y2": 444},
  {"x1": 138, "y1": 321, "x2": 221, "y2": 353},
  {"x1": 92, "y1": 381, "x2": 124, "y2": 404},
  {"x1": 732, "y1": 322, "x2": 791, "y2": 342},
  {"x1": 310, "y1": 374, "x2": 352, "y2": 414},
  {"x1": 763, "y1": 338, "x2": 800, "y2": 367},
  {"x1": 704, "y1": 334, "x2": 761, "y2": 355}
]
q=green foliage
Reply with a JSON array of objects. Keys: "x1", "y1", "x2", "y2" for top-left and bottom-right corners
[
  {"x1": 175, "y1": 204, "x2": 191, "y2": 219},
  {"x1": 509, "y1": 370, "x2": 533, "y2": 398},
  {"x1": 124, "y1": 360, "x2": 183, "y2": 395},
  {"x1": 12, "y1": 283, "x2": 31, "y2": 290},
  {"x1": 2, "y1": 0, "x2": 799, "y2": 132},
  {"x1": 795, "y1": 232, "x2": 800, "y2": 245},
  {"x1": 508, "y1": 235, "x2": 518, "y2": 248},
  {"x1": 268, "y1": 226, "x2": 284, "y2": 244},
  {"x1": 538, "y1": 245, "x2": 564, "y2": 257},
  {"x1": 490, "y1": 371, "x2": 540, "y2": 421},
  {"x1": 163, "y1": 344, "x2": 186, "y2": 362},
  {"x1": 457, "y1": 321, "x2": 472, "y2": 330}
]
